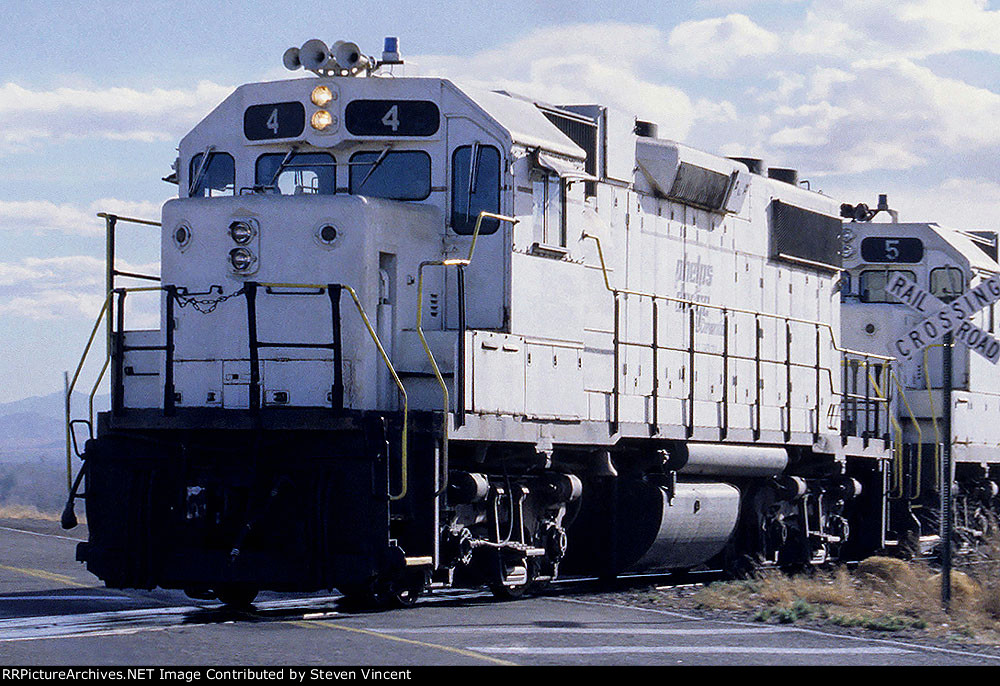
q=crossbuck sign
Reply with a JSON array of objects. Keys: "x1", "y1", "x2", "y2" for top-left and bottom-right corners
[{"x1": 886, "y1": 271, "x2": 1000, "y2": 364}]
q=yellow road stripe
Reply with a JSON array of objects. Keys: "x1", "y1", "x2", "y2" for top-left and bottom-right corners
[
  {"x1": 291, "y1": 620, "x2": 516, "y2": 666},
  {"x1": 0, "y1": 565, "x2": 89, "y2": 588}
]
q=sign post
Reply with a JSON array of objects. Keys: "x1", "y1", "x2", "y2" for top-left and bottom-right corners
[
  {"x1": 941, "y1": 332, "x2": 953, "y2": 610},
  {"x1": 883, "y1": 270, "x2": 1000, "y2": 610}
]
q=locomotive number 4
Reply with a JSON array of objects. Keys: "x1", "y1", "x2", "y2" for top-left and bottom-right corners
[
  {"x1": 267, "y1": 108, "x2": 280, "y2": 134},
  {"x1": 381, "y1": 105, "x2": 400, "y2": 132}
]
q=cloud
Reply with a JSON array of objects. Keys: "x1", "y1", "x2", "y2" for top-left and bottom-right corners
[
  {"x1": 685, "y1": 55, "x2": 1000, "y2": 176},
  {"x1": 0, "y1": 80, "x2": 231, "y2": 152},
  {"x1": 0, "y1": 254, "x2": 159, "y2": 323},
  {"x1": 666, "y1": 14, "x2": 781, "y2": 76},
  {"x1": 413, "y1": 23, "x2": 695, "y2": 140},
  {"x1": 791, "y1": 0, "x2": 1000, "y2": 59},
  {"x1": 0, "y1": 198, "x2": 164, "y2": 236}
]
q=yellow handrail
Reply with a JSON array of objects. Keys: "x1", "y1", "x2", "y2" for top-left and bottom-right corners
[
  {"x1": 923, "y1": 344, "x2": 943, "y2": 491},
  {"x1": 259, "y1": 282, "x2": 410, "y2": 501},
  {"x1": 65, "y1": 286, "x2": 164, "y2": 492},
  {"x1": 582, "y1": 232, "x2": 894, "y2": 363},
  {"x1": 415, "y1": 211, "x2": 518, "y2": 496},
  {"x1": 890, "y1": 371, "x2": 922, "y2": 498},
  {"x1": 583, "y1": 232, "x2": 894, "y2": 442},
  {"x1": 867, "y1": 368, "x2": 904, "y2": 485}
]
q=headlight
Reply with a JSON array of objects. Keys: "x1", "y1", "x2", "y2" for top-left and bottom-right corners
[
  {"x1": 229, "y1": 247, "x2": 256, "y2": 271},
  {"x1": 311, "y1": 110, "x2": 333, "y2": 131},
  {"x1": 311, "y1": 85, "x2": 333, "y2": 107},
  {"x1": 229, "y1": 220, "x2": 255, "y2": 244}
]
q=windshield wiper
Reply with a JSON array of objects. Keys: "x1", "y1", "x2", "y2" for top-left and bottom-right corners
[
  {"x1": 357, "y1": 146, "x2": 393, "y2": 191},
  {"x1": 189, "y1": 145, "x2": 215, "y2": 196},
  {"x1": 464, "y1": 141, "x2": 481, "y2": 222},
  {"x1": 268, "y1": 146, "x2": 300, "y2": 188}
]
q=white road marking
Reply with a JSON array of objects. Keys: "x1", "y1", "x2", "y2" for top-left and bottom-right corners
[
  {"x1": 466, "y1": 645, "x2": 912, "y2": 656},
  {"x1": 0, "y1": 526, "x2": 85, "y2": 543},
  {"x1": 368, "y1": 626, "x2": 796, "y2": 635},
  {"x1": 0, "y1": 595, "x2": 141, "y2": 602},
  {"x1": 546, "y1": 596, "x2": 1000, "y2": 661}
]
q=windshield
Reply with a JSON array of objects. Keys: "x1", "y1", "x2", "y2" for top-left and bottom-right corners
[
  {"x1": 349, "y1": 150, "x2": 431, "y2": 200},
  {"x1": 452, "y1": 145, "x2": 500, "y2": 235},
  {"x1": 256, "y1": 152, "x2": 336, "y2": 195},
  {"x1": 189, "y1": 152, "x2": 235, "y2": 197}
]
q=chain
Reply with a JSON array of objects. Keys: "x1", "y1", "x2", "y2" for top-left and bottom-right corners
[{"x1": 173, "y1": 286, "x2": 246, "y2": 314}]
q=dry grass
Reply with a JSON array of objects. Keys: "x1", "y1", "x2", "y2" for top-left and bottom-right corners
[
  {"x1": 0, "y1": 503, "x2": 66, "y2": 522},
  {"x1": 688, "y1": 549, "x2": 1000, "y2": 643}
]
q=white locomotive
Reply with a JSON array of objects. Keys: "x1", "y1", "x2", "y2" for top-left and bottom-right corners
[
  {"x1": 66, "y1": 38, "x2": 897, "y2": 606},
  {"x1": 840, "y1": 199, "x2": 1000, "y2": 553}
]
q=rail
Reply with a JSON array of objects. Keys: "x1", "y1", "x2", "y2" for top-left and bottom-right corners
[
  {"x1": 416, "y1": 211, "x2": 519, "y2": 497},
  {"x1": 583, "y1": 233, "x2": 894, "y2": 441}
]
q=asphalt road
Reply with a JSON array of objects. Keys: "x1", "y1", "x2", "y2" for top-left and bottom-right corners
[{"x1": 2, "y1": 517, "x2": 999, "y2": 667}]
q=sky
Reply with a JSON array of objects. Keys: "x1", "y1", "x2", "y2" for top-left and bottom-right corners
[{"x1": 2, "y1": 0, "x2": 1000, "y2": 402}]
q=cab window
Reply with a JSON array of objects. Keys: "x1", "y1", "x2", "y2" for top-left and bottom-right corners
[
  {"x1": 452, "y1": 144, "x2": 500, "y2": 235},
  {"x1": 189, "y1": 152, "x2": 235, "y2": 197},
  {"x1": 930, "y1": 267, "x2": 964, "y2": 299},
  {"x1": 349, "y1": 150, "x2": 431, "y2": 200},
  {"x1": 256, "y1": 152, "x2": 336, "y2": 195},
  {"x1": 532, "y1": 170, "x2": 565, "y2": 246},
  {"x1": 860, "y1": 269, "x2": 916, "y2": 303}
]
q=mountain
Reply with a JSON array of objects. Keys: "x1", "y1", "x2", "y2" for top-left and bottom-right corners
[
  {"x1": 0, "y1": 390, "x2": 108, "y2": 512},
  {"x1": 0, "y1": 391, "x2": 109, "y2": 460}
]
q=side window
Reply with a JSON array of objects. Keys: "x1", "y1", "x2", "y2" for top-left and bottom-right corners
[
  {"x1": 532, "y1": 171, "x2": 565, "y2": 247},
  {"x1": 452, "y1": 144, "x2": 500, "y2": 235},
  {"x1": 349, "y1": 150, "x2": 431, "y2": 200},
  {"x1": 929, "y1": 267, "x2": 964, "y2": 299},
  {"x1": 189, "y1": 152, "x2": 235, "y2": 197},
  {"x1": 860, "y1": 269, "x2": 916, "y2": 303},
  {"x1": 256, "y1": 152, "x2": 336, "y2": 195}
]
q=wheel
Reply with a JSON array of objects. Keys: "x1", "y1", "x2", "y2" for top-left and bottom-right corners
[
  {"x1": 375, "y1": 568, "x2": 428, "y2": 609},
  {"x1": 376, "y1": 579, "x2": 424, "y2": 608},
  {"x1": 488, "y1": 562, "x2": 531, "y2": 600},
  {"x1": 489, "y1": 581, "x2": 530, "y2": 600},
  {"x1": 216, "y1": 585, "x2": 258, "y2": 609}
]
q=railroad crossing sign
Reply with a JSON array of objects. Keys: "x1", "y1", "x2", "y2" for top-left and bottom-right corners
[{"x1": 885, "y1": 271, "x2": 1000, "y2": 364}]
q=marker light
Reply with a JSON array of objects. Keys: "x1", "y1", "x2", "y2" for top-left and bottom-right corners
[
  {"x1": 311, "y1": 110, "x2": 333, "y2": 131},
  {"x1": 229, "y1": 247, "x2": 256, "y2": 271},
  {"x1": 174, "y1": 224, "x2": 191, "y2": 248},
  {"x1": 319, "y1": 224, "x2": 338, "y2": 243},
  {"x1": 311, "y1": 85, "x2": 333, "y2": 107},
  {"x1": 229, "y1": 220, "x2": 255, "y2": 244}
]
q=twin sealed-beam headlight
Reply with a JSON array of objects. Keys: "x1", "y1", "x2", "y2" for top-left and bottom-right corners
[
  {"x1": 229, "y1": 220, "x2": 255, "y2": 244},
  {"x1": 311, "y1": 110, "x2": 333, "y2": 131},
  {"x1": 229, "y1": 247, "x2": 256, "y2": 271},
  {"x1": 311, "y1": 85, "x2": 333, "y2": 107}
]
